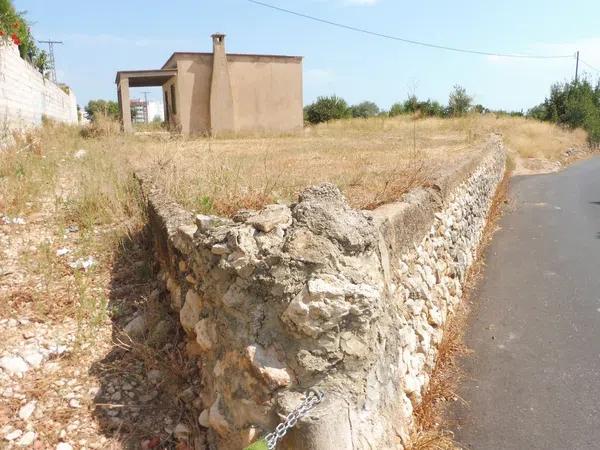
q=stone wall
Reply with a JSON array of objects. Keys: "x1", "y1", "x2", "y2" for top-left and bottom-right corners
[
  {"x1": 0, "y1": 42, "x2": 78, "y2": 133},
  {"x1": 138, "y1": 135, "x2": 506, "y2": 449}
]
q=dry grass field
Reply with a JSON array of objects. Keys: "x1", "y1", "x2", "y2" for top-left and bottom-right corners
[{"x1": 1, "y1": 113, "x2": 588, "y2": 223}]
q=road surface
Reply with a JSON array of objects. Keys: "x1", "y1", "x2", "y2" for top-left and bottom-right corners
[{"x1": 449, "y1": 156, "x2": 600, "y2": 449}]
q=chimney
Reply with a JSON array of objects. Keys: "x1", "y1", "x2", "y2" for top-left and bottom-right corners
[
  {"x1": 212, "y1": 33, "x2": 226, "y2": 52},
  {"x1": 209, "y1": 33, "x2": 235, "y2": 135}
]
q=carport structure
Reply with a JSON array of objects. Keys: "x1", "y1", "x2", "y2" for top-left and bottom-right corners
[{"x1": 115, "y1": 69, "x2": 176, "y2": 132}]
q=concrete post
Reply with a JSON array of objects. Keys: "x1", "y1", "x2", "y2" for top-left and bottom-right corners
[
  {"x1": 209, "y1": 33, "x2": 235, "y2": 136},
  {"x1": 118, "y1": 77, "x2": 133, "y2": 133}
]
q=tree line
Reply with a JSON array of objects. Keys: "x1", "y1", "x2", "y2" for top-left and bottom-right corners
[
  {"x1": 527, "y1": 77, "x2": 600, "y2": 146},
  {"x1": 304, "y1": 85, "x2": 477, "y2": 124}
]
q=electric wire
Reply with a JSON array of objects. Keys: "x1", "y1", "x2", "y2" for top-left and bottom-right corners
[{"x1": 247, "y1": 0, "x2": 575, "y2": 60}]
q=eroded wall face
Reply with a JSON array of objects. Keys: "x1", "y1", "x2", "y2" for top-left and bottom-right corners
[
  {"x1": 0, "y1": 43, "x2": 78, "y2": 133},
  {"x1": 140, "y1": 137, "x2": 506, "y2": 449},
  {"x1": 228, "y1": 58, "x2": 303, "y2": 134}
]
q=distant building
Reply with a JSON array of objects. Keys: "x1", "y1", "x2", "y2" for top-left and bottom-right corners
[
  {"x1": 147, "y1": 101, "x2": 164, "y2": 122},
  {"x1": 115, "y1": 33, "x2": 303, "y2": 136}
]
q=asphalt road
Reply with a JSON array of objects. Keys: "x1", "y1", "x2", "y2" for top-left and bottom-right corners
[{"x1": 449, "y1": 156, "x2": 600, "y2": 450}]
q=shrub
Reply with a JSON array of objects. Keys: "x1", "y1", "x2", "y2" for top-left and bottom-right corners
[
  {"x1": 389, "y1": 102, "x2": 405, "y2": 117},
  {"x1": 85, "y1": 100, "x2": 120, "y2": 122},
  {"x1": 0, "y1": 0, "x2": 37, "y2": 60},
  {"x1": 304, "y1": 95, "x2": 350, "y2": 124},
  {"x1": 448, "y1": 85, "x2": 472, "y2": 117},
  {"x1": 349, "y1": 101, "x2": 380, "y2": 119},
  {"x1": 530, "y1": 78, "x2": 600, "y2": 146}
]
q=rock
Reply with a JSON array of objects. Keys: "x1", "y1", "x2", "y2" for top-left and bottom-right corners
[
  {"x1": 208, "y1": 396, "x2": 230, "y2": 436},
  {"x1": 56, "y1": 443, "x2": 73, "y2": 450},
  {"x1": 124, "y1": 315, "x2": 146, "y2": 338},
  {"x1": 211, "y1": 243, "x2": 230, "y2": 255},
  {"x1": 68, "y1": 398, "x2": 81, "y2": 409},
  {"x1": 340, "y1": 332, "x2": 368, "y2": 357},
  {"x1": 147, "y1": 369, "x2": 162, "y2": 384},
  {"x1": 245, "y1": 345, "x2": 292, "y2": 389},
  {"x1": 74, "y1": 149, "x2": 87, "y2": 159},
  {"x1": 282, "y1": 274, "x2": 380, "y2": 337},
  {"x1": 17, "y1": 431, "x2": 36, "y2": 446},
  {"x1": 198, "y1": 409, "x2": 209, "y2": 428},
  {"x1": 196, "y1": 214, "x2": 217, "y2": 230},
  {"x1": 18, "y1": 400, "x2": 36, "y2": 420},
  {"x1": 68, "y1": 256, "x2": 95, "y2": 271},
  {"x1": 194, "y1": 319, "x2": 215, "y2": 352},
  {"x1": 5, "y1": 429, "x2": 23, "y2": 441},
  {"x1": 173, "y1": 423, "x2": 191, "y2": 440},
  {"x1": 246, "y1": 204, "x2": 292, "y2": 232},
  {"x1": 56, "y1": 247, "x2": 71, "y2": 257},
  {"x1": 20, "y1": 350, "x2": 44, "y2": 369},
  {"x1": 180, "y1": 290, "x2": 202, "y2": 333},
  {"x1": 0, "y1": 355, "x2": 29, "y2": 375}
]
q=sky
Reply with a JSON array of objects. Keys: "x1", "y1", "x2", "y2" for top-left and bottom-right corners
[{"x1": 14, "y1": 0, "x2": 600, "y2": 111}]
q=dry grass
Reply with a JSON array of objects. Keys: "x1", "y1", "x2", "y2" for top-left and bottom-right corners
[{"x1": 0, "y1": 114, "x2": 587, "y2": 222}]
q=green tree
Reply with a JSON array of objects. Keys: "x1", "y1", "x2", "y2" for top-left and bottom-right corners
[
  {"x1": 389, "y1": 102, "x2": 405, "y2": 117},
  {"x1": 448, "y1": 85, "x2": 472, "y2": 117},
  {"x1": 304, "y1": 95, "x2": 350, "y2": 124},
  {"x1": 349, "y1": 101, "x2": 380, "y2": 118},
  {"x1": 85, "y1": 99, "x2": 120, "y2": 121},
  {"x1": 0, "y1": 0, "x2": 37, "y2": 60}
]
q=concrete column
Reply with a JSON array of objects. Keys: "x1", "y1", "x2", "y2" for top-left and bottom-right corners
[
  {"x1": 209, "y1": 33, "x2": 235, "y2": 136},
  {"x1": 118, "y1": 77, "x2": 133, "y2": 133}
]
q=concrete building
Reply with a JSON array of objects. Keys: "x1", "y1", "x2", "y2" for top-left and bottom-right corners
[{"x1": 115, "y1": 34, "x2": 303, "y2": 136}]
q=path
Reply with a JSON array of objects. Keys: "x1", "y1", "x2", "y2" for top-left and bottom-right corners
[{"x1": 450, "y1": 156, "x2": 600, "y2": 449}]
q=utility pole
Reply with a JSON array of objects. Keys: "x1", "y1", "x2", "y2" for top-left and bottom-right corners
[
  {"x1": 575, "y1": 50, "x2": 580, "y2": 83},
  {"x1": 38, "y1": 40, "x2": 63, "y2": 82},
  {"x1": 142, "y1": 91, "x2": 151, "y2": 123}
]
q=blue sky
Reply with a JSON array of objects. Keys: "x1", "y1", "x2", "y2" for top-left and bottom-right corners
[{"x1": 15, "y1": 0, "x2": 600, "y2": 111}]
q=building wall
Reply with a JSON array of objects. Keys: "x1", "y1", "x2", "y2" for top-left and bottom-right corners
[
  {"x1": 166, "y1": 52, "x2": 302, "y2": 136},
  {"x1": 228, "y1": 56, "x2": 303, "y2": 133},
  {"x1": 0, "y1": 43, "x2": 78, "y2": 131},
  {"x1": 174, "y1": 55, "x2": 212, "y2": 135}
]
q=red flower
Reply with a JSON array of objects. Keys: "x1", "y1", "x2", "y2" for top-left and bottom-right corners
[
  {"x1": 11, "y1": 33, "x2": 20, "y2": 46},
  {"x1": 13, "y1": 21, "x2": 20, "y2": 29},
  {"x1": 0, "y1": 31, "x2": 4, "y2": 37}
]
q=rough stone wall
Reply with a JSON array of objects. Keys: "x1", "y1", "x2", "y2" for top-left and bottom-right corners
[
  {"x1": 0, "y1": 43, "x2": 78, "y2": 132},
  {"x1": 139, "y1": 136, "x2": 506, "y2": 449}
]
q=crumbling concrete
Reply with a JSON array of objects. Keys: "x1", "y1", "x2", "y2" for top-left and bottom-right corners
[{"x1": 138, "y1": 135, "x2": 506, "y2": 449}]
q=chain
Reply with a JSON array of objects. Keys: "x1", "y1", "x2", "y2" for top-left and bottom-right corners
[{"x1": 264, "y1": 389, "x2": 325, "y2": 449}]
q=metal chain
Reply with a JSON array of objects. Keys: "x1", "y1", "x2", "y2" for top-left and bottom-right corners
[{"x1": 264, "y1": 389, "x2": 325, "y2": 449}]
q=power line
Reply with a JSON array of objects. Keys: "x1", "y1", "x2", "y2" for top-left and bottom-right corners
[
  {"x1": 580, "y1": 59, "x2": 600, "y2": 73},
  {"x1": 247, "y1": 0, "x2": 575, "y2": 60}
]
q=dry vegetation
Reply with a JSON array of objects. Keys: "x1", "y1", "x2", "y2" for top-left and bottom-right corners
[
  {"x1": 1, "y1": 114, "x2": 588, "y2": 222},
  {"x1": 0, "y1": 114, "x2": 589, "y2": 448}
]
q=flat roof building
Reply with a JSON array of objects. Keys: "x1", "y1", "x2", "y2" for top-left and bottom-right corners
[{"x1": 115, "y1": 34, "x2": 303, "y2": 136}]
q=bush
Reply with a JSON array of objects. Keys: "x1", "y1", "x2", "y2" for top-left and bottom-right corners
[
  {"x1": 0, "y1": 0, "x2": 37, "y2": 60},
  {"x1": 349, "y1": 101, "x2": 380, "y2": 119},
  {"x1": 389, "y1": 102, "x2": 405, "y2": 117},
  {"x1": 85, "y1": 100, "x2": 120, "y2": 122},
  {"x1": 304, "y1": 95, "x2": 351, "y2": 124},
  {"x1": 389, "y1": 97, "x2": 447, "y2": 118},
  {"x1": 530, "y1": 78, "x2": 600, "y2": 146},
  {"x1": 448, "y1": 85, "x2": 472, "y2": 117}
]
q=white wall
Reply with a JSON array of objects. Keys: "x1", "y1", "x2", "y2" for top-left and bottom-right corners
[
  {"x1": 0, "y1": 42, "x2": 78, "y2": 130},
  {"x1": 147, "y1": 101, "x2": 164, "y2": 122}
]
